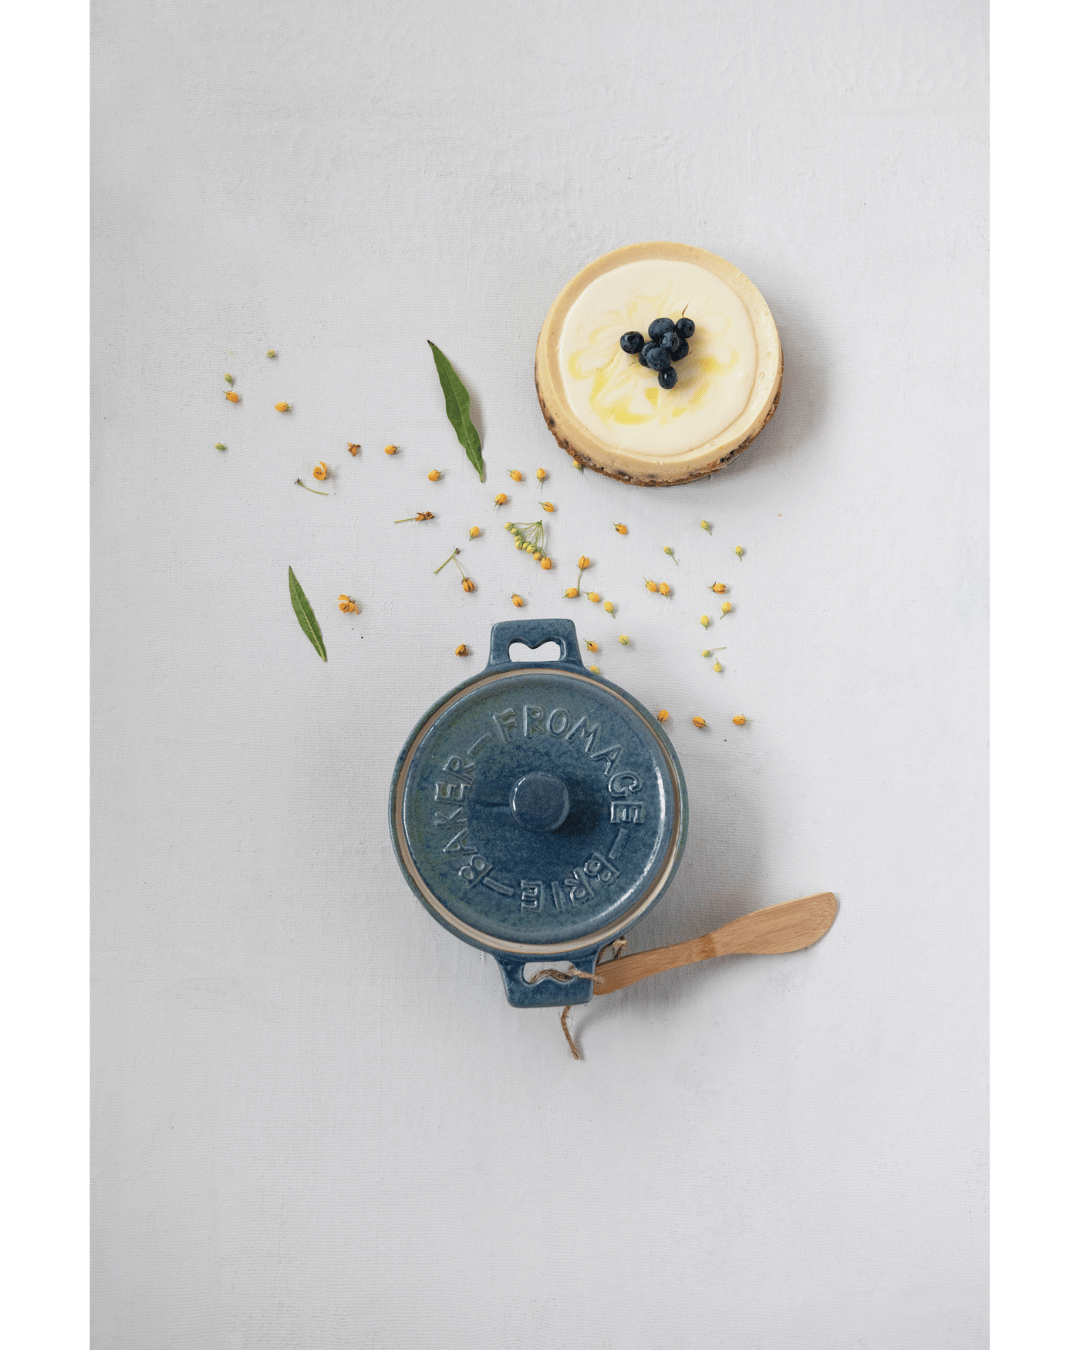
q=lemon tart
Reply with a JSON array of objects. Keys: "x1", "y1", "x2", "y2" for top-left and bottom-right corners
[{"x1": 535, "y1": 242, "x2": 782, "y2": 485}]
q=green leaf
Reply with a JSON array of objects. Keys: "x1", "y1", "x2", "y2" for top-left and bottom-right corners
[
  {"x1": 427, "y1": 340, "x2": 484, "y2": 481},
  {"x1": 288, "y1": 567, "x2": 327, "y2": 662}
]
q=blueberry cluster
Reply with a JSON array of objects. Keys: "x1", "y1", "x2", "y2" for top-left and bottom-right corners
[{"x1": 620, "y1": 316, "x2": 695, "y2": 389}]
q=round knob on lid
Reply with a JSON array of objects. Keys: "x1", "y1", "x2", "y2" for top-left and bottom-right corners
[{"x1": 510, "y1": 772, "x2": 570, "y2": 833}]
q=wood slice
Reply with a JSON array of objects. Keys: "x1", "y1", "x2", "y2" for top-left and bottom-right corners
[{"x1": 534, "y1": 242, "x2": 783, "y2": 487}]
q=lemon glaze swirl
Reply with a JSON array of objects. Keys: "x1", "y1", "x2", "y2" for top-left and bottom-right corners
[{"x1": 557, "y1": 259, "x2": 758, "y2": 457}]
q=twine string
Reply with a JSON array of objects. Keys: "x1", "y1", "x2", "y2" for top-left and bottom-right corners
[{"x1": 556, "y1": 937, "x2": 628, "y2": 1061}]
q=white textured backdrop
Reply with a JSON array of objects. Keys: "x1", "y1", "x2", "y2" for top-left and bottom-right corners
[{"x1": 91, "y1": 1, "x2": 987, "y2": 1345}]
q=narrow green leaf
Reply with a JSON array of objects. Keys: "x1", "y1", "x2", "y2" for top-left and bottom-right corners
[
  {"x1": 288, "y1": 567, "x2": 327, "y2": 661},
  {"x1": 427, "y1": 340, "x2": 485, "y2": 481}
]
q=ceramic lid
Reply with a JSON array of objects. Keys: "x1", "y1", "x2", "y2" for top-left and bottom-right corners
[{"x1": 390, "y1": 619, "x2": 688, "y2": 958}]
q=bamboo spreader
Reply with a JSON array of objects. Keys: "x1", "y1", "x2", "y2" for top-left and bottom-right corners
[{"x1": 592, "y1": 892, "x2": 838, "y2": 996}]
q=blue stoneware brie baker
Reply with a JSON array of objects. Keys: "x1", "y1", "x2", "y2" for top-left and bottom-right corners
[{"x1": 390, "y1": 619, "x2": 688, "y2": 1007}]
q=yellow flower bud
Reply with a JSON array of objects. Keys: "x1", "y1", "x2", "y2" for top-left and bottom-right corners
[
  {"x1": 589, "y1": 665, "x2": 600, "y2": 674},
  {"x1": 540, "y1": 557, "x2": 552, "y2": 570},
  {"x1": 564, "y1": 587, "x2": 579, "y2": 598},
  {"x1": 494, "y1": 493, "x2": 508, "y2": 505},
  {"x1": 312, "y1": 462, "x2": 328, "y2": 480},
  {"x1": 700, "y1": 520, "x2": 712, "y2": 532},
  {"x1": 275, "y1": 401, "x2": 289, "y2": 412},
  {"x1": 656, "y1": 710, "x2": 670, "y2": 723},
  {"x1": 713, "y1": 660, "x2": 722, "y2": 673},
  {"x1": 536, "y1": 468, "x2": 547, "y2": 481},
  {"x1": 455, "y1": 644, "x2": 469, "y2": 656},
  {"x1": 578, "y1": 556, "x2": 590, "y2": 570},
  {"x1": 428, "y1": 469, "x2": 442, "y2": 481},
  {"x1": 384, "y1": 444, "x2": 398, "y2": 455},
  {"x1": 692, "y1": 716, "x2": 707, "y2": 728},
  {"x1": 658, "y1": 582, "x2": 671, "y2": 596},
  {"x1": 585, "y1": 640, "x2": 598, "y2": 652},
  {"x1": 644, "y1": 579, "x2": 658, "y2": 592},
  {"x1": 224, "y1": 373, "x2": 234, "y2": 385},
  {"x1": 266, "y1": 350, "x2": 277, "y2": 358},
  {"x1": 509, "y1": 470, "x2": 523, "y2": 481},
  {"x1": 511, "y1": 594, "x2": 524, "y2": 607},
  {"x1": 588, "y1": 591, "x2": 600, "y2": 602},
  {"x1": 347, "y1": 443, "x2": 360, "y2": 456},
  {"x1": 225, "y1": 391, "x2": 240, "y2": 403},
  {"x1": 614, "y1": 523, "x2": 628, "y2": 535},
  {"x1": 572, "y1": 459, "x2": 583, "y2": 472},
  {"x1": 701, "y1": 649, "x2": 711, "y2": 657},
  {"x1": 541, "y1": 501, "x2": 555, "y2": 512},
  {"x1": 618, "y1": 635, "x2": 629, "y2": 646},
  {"x1": 603, "y1": 601, "x2": 614, "y2": 615},
  {"x1": 735, "y1": 545, "x2": 745, "y2": 558},
  {"x1": 469, "y1": 526, "x2": 480, "y2": 539},
  {"x1": 721, "y1": 601, "x2": 732, "y2": 614},
  {"x1": 700, "y1": 615, "x2": 710, "y2": 628},
  {"x1": 732, "y1": 714, "x2": 747, "y2": 725},
  {"x1": 215, "y1": 443, "x2": 226, "y2": 451},
  {"x1": 462, "y1": 578, "x2": 475, "y2": 592}
]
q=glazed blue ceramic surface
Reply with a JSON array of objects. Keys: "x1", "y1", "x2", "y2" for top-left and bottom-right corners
[{"x1": 390, "y1": 619, "x2": 688, "y2": 1007}]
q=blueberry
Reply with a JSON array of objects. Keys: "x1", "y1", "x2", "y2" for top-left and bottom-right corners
[
  {"x1": 648, "y1": 317, "x2": 676, "y2": 341},
  {"x1": 644, "y1": 343, "x2": 671, "y2": 370},
  {"x1": 672, "y1": 338, "x2": 690, "y2": 361},
  {"x1": 660, "y1": 330, "x2": 680, "y2": 353},
  {"x1": 620, "y1": 330, "x2": 645, "y2": 354},
  {"x1": 658, "y1": 366, "x2": 678, "y2": 390},
  {"x1": 675, "y1": 317, "x2": 695, "y2": 340},
  {"x1": 638, "y1": 351, "x2": 650, "y2": 366}
]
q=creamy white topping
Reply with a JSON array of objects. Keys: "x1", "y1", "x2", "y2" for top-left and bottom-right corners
[{"x1": 556, "y1": 259, "x2": 758, "y2": 457}]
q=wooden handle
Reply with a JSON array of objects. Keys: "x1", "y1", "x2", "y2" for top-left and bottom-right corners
[{"x1": 592, "y1": 892, "x2": 838, "y2": 996}]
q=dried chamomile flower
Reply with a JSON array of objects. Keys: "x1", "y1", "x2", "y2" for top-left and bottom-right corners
[
  {"x1": 428, "y1": 469, "x2": 442, "y2": 481},
  {"x1": 225, "y1": 391, "x2": 240, "y2": 403},
  {"x1": 614, "y1": 523, "x2": 628, "y2": 535},
  {"x1": 511, "y1": 594, "x2": 525, "y2": 607},
  {"x1": 275, "y1": 401, "x2": 290, "y2": 412},
  {"x1": 692, "y1": 716, "x2": 707, "y2": 729},
  {"x1": 455, "y1": 644, "x2": 469, "y2": 656},
  {"x1": 656, "y1": 710, "x2": 670, "y2": 722},
  {"x1": 732, "y1": 714, "x2": 747, "y2": 726},
  {"x1": 338, "y1": 595, "x2": 359, "y2": 614},
  {"x1": 469, "y1": 526, "x2": 480, "y2": 539},
  {"x1": 312, "y1": 462, "x2": 328, "y2": 480},
  {"x1": 347, "y1": 443, "x2": 360, "y2": 456}
]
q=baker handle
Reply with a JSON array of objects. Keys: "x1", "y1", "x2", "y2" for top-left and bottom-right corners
[
  {"x1": 495, "y1": 948, "x2": 600, "y2": 1007},
  {"x1": 486, "y1": 619, "x2": 584, "y2": 671}
]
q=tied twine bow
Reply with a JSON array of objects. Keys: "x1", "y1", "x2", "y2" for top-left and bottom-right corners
[{"x1": 524, "y1": 936, "x2": 628, "y2": 1060}]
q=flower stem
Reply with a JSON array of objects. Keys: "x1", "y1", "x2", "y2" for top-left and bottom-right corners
[
  {"x1": 295, "y1": 478, "x2": 328, "y2": 496},
  {"x1": 434, "y1": 548, "x2": 460, "y2": 575}
]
